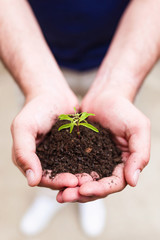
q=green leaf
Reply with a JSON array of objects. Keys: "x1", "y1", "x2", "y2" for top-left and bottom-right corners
[
  {"x1": 58, "y1": 123, "x2": 71, "y2": 131},
  {"x1": 79, "y1": 122, "x2": 99, "y2": 133},
  {"x1": 74, "y1": 107, "x2": 77, "y2": 114},
  {"x1": 79, "y1": 112, "x2": 95, "y2": 122},
  {"x1": 70, "y1": 122, "x2": 75, "y2": 133},
  {"x1": 58, "y1": 114, "x2": 73, "y2": 121}
]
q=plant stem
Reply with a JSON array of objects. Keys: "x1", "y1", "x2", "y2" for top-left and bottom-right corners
[{"x1": 77, "y1": 123, "x2": 80, "y2": 139}]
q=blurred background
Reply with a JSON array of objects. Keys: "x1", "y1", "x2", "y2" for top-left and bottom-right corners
[{"x1": 0, "y1": 60, "x2": 160, "y2": 240}]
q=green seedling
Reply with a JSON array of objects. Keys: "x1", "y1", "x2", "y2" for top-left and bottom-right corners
[{"x1": 58, "y1": 107, "x2": 99, "y2": 138}]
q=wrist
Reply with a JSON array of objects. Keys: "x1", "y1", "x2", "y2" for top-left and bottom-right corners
[
  {"x1": 25, "y1": 81, "x2": 73, "y2": 102},
  {"x1": 16, "y1": 61, "x2": 71, "y2": 100},
  {"x1": 94, "y1": 63, "x2": 144, "y2": 102}
]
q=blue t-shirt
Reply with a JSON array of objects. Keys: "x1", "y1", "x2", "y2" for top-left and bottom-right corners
[{"x1": 28, "y1": 0, "x2": 129, "y2": 71}]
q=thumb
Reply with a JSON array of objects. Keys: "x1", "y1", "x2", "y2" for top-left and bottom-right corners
[
  {"x1": 11, "y1": 122, "x2": 42, "y2": 187},
  {"x1": 124, "y1": 119, "x2": 150, "y2": 187},
  {"x1": 13, "y1": 149, "x2": 42, "y2": 187}
]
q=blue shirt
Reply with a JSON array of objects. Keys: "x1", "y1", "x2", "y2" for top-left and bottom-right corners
[{"x1": 28, "y1": 0, "x2": 129, "y2": 71}]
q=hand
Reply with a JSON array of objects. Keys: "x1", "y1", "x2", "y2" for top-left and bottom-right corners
[
  {"x1": 56, "y1": 90, "x2": 150, "y2": 203},
  {"x1": 11, "y1": 87, "x2": 80, "y2": 190}
]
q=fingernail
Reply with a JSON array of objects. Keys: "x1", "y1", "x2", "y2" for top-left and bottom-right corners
[
  {"x1": 26, "y1": 169, "x2": 35, "y2": 186},
  {"x1": 56, "y1": 193, "x2": 63, "y2": 203},
  {"x1": 133, "y1": 169, "x2": 141, "y2": 186}
]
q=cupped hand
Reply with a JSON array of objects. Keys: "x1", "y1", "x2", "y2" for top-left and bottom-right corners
[
  {"x1": 11, "y1": 87, "x2": 80, "y2": 190},
  {"x1": 56, "y1": 90, "x2": 150, "y2": 203}
]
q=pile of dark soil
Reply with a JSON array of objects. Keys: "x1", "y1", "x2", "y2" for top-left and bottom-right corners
[{"x1": 36, "y1": 120, "x2": 122, "y2": 180}]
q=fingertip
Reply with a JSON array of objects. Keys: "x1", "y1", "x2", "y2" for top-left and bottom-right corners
[
  {"x1": 126, "y1": 168, "x2": 141, "y2": 187},
  {"x1": 75, "y1": 173, "x2": 93, "y2": 186},
  {"x1": 26, "y1": 169, "x2": 35, "y2": 186},
  {"x1": 40, "y1": 172, "x2": 79, "y2": 190},
  {"x1": 55, "y1": 187, "x2": 80, "y2": 203},
  {"x1": 29, "y1": 158, "x2": 43, "y2": 187},
  {"x1": 124, "y1": 153, "x2": 142, "y2": 187},
  {"x1": 56, "y1": 191, "x2": 63, "y2": 203},
  {"x1": 79, "y1": 181, "x2": 99, "y2": 196},
  {"x1": 68, "y1": 173, "x2": 79, "y2": 187},
  {"x1": 55, "y1": 173, "x2": 78, "y2": 187},
  {"x1": 26, "y1": 167, "x2": 42, "y2": 187},
  {"x1": 133, "y1": 169, "x2": 141, "y2": 186}
]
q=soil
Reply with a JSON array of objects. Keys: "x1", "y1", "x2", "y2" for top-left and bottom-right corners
[{"x1": 36, "y1": 120, "x2": 122, "y2": 180}]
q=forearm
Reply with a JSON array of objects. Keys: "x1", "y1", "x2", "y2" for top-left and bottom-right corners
[
  {"x1": 95, "y1": 0, "x2": 160, "y2": 101},
  {"x1": 0, "y1": 0, "x2": 67, "y2": 99}
]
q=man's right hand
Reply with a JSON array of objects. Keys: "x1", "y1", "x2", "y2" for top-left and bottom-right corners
[{"x1": 11, "y1": 88, "x2": 80, "y2": 190}]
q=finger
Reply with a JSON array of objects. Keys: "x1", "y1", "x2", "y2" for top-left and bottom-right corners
[
  {"x1": 39, "y1": 172, "x2": 78, "y2": 190},
  {"x1": 124, "y1": 119, "x2": 151, "y2": 187},
  {"x1": 90, "y1": 171, "x2": 100, "y2": 181},
  {"x1": 116, "y1": 145, "x2": 129, "y2": 152},
  {"x1": 122, "y1": 152, "x2": 130, "y2": 163},
  {"x1": 56, "y1": 187, "x2": 98, "y2": 203},
  {"x1": 111, "y1": 135, "x2": 129, "y2": 152},
  {"x1": 114, "y1": 136, "x2": 128, "y2": 147},
  {"x1": 75, "y1": 173, "x2": 94, "y2": 186},
  {"x1": 12, "y1": 146, "x2": 39, "y2": 182},
  {"x1": 79, "y1": 163, "x2": 126, "y2": 197},
  {"x1": 11, "y1": 121, "x2": 42, "y2": 187}
]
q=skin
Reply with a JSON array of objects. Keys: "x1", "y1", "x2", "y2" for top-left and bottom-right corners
[
  {"x1": 0, "y1": 0, "x2": 79, "y2": 189},
  {"x1": 0, "y1": 0, "x2": 160, "y2": 202}
]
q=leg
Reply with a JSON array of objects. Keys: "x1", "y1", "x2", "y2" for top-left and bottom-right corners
[{"x1": 20, "y1": 188, "x2": 66, "y2": 236}]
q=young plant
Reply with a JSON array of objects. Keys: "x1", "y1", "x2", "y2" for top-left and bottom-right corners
[{"x1": 58, "y1": 107, "x2": 99, "y2": 137}]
